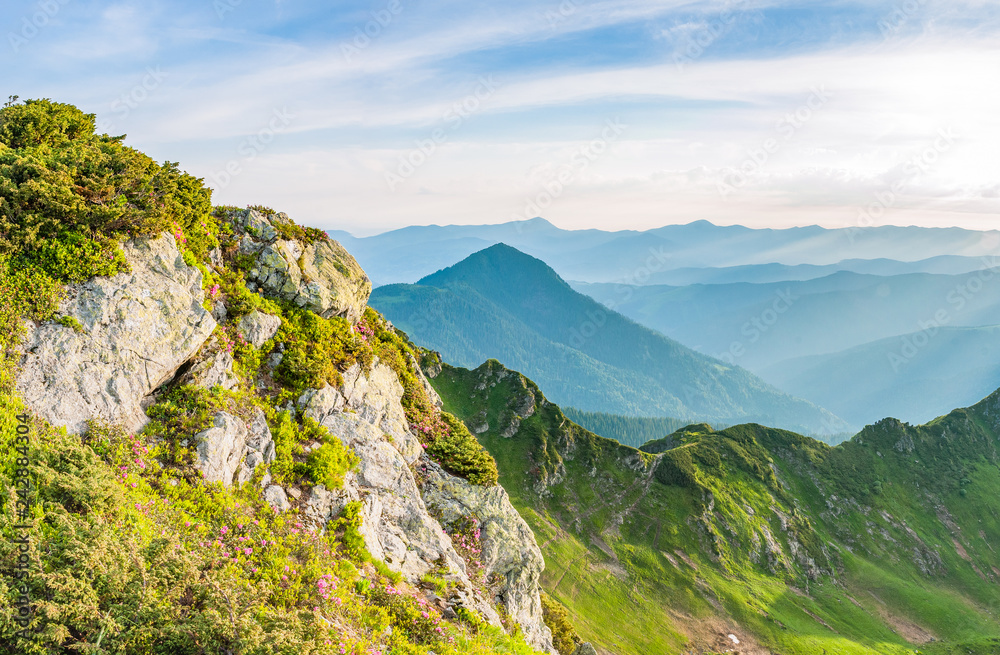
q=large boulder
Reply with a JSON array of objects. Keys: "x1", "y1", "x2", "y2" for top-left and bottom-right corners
[
  {"x1": 299, "y1": 359, "x2": 422, "y2": 463},
  {"x1": 237, "y1": 309, "x2": 281, "y2": 348},
  {"x1": 421, "y1": 460, "x2": 556, "y2": 654},
  {"x1": 232, "y1": 209, "x2": 371, "y2": 323},
  {"x1": 195, "y1": 409, "x2": 274, "y2": 486},
  {"x1": 16, "y1": 233, "x2": 216, "y2": 434}
]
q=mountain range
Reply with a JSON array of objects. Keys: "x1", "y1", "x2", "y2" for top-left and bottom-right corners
[
  {"x1": 431, "y1": 357, "x2": 1000, "y2": 655},
  {"x1": 370, "y1": 243, "x2": 848, "y2": 436},
  {"x1": 12, "y1": 97, "x2": 1000, "y2": 655},
  {"x1": 760, "y1": 324, "x2": 1000, "y2": 426},
  {"x1": 332, "y1": 218, "x2": 1000, "y2": 287},
  {"x1": 576, "y1": 270, "x2": 1000, "y2": 426}
]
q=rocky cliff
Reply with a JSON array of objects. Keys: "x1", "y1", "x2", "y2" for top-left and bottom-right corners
[
  {"x1": 12, "y1": 207, "x2": 555, "y2": 654},
  {"x1": 17, "y1": 233, "x2": 216, "y2": 434}
]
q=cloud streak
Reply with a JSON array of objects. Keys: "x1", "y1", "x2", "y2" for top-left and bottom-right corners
[{"x1": 1, "y1": 0, "x2": 997, "y2": 234}]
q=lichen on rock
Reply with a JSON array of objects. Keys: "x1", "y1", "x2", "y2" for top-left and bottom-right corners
[
  {"x1": 231, "y1": 208, "x2": 371, "y2": 323},
  {"x1": 421, "y1": 460, "x2": 557, "y2": 653},
  {"x1": 16, "y1": 233, "x2": 216, "y2": 434}
]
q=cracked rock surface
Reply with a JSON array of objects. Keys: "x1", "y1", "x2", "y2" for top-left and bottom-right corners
[{"x1": 16, "y1": 233, "x2": 216, "y2": 434}]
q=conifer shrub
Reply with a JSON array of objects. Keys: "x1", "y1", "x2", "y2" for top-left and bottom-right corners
[
  {"x1": 275, "y1": 308, "x2": 371, "y2": 392},
  {"x1": 654, "y1": 447, "x2": 699, "y2": 489},
  {"x1": 427, "y1": 413, "x2": 499, "y2": 487},
  {"x1": 0, "y1": 99, "x2": 217, "y2": 283},
  {"x1": 540, "y1": 592, "x2": 582, "y2": 655}
]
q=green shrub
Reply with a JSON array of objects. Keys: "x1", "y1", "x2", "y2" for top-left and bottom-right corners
[
  {"x1": 302, "y1": 422, "x2": 358, "y2": 490},
  {"x1": 329, "y1": 501, "x2": 369, "y2": 562},
  {"x1": 366, "y1": 580, "x2": 451, "y2": 647},
  {"x1": 0, "y1": 98, "x2": 214, "y2": 283},
  {"x1": 540, "y1": 592, "x2": 582, "y2": 655},
  {"x1": 428, "y1": 413, "x2": 500, "y2": 486},
  {"x1": 56, "y1": 315, "x2": 84, "y2": 332},
  {"x1": 268, "y1": 409, "x2": 299, "y2": 484},
  {"x1": 215, "y1": 267, "x2": 281, "y2": 322},
  {"x1": 27, "y1": 231, "x2": 129, "y2": 283},
  {"x1": 274, "y1": 308, "x2": 371, "y2": 392},
  {"x1": 654, "y1": 447, "x2": 699, "y2": 488}
]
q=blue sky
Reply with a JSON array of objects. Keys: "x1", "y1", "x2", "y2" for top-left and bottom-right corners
[{"x1": 2, "y1": 0, "x2": 999, "y2": 235}]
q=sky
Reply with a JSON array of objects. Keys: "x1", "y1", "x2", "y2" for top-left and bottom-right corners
[{"x1": 2, "y1": 0, "x2": 998, "y2": 236}]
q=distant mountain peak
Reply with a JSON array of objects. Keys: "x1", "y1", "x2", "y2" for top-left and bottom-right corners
[
  {"x1": 419, "y1": 243, "x2": 559, "y2": 287},
  {"x1": 518, "y1": 216, "x2": 556, "y2": 227}
]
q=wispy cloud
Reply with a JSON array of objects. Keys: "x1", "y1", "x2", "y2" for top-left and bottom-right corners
[{"x1": 1, "y1": 0, "x2": 997, "y2": 234}]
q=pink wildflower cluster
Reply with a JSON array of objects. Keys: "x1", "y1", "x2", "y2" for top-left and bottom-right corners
[
  {"x1": 316, "y1": 573, "x2": 338, "y2": 601},
  {"x1": 208, "y1": 283, "x2": 221, "y2": 299},
  {"x1": 447, "y1": 515, "x2": 483, "y2": 577},
  {"x1": 117, "y1": 433, "x2": 149, "y2": 485},
  {"x1": 354, "y1": 321, "x2": 374, "y2": 342},
  {"x1": 191, "y1": 521, "x2": 275, "y2": 568},
  {"x1": 171, "y1": 223, "x2": 188, "y2": 245},
  {"x1": 219, "y1": 325, "x2": 250, "y2": 354},
  {"x1": 408, "y1": 410, "x2": 450, "y2": 448}
]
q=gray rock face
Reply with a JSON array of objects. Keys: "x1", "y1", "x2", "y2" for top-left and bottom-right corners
[
  {"x1": 316, "y1": 413, "x2": 465, "y2": 575},
  {"x1": 264, "y1": 485, "x2": 291, "y2": 512},
  {"x1": 232, "y1": 209, "x2": 371, "y2": 323},
  {"x1": 410, "y1": 353, "x2": 443, "y2": 408},
  {"x1": 573, "y1": 643, "x2": 598, "y2": 655},
  {"x1": 304, "y1": 410, "x2": 502, "y2": 628},
  {"x1": 237, "y1": 309, "x2": 281, "y2": 348},
  {"x1": 421, "y1": 461, "x2": 556, "y2": 654},
  {"x1": 195, "y1": 410, "x2": 274, "y2": 486},
  {"x1": 300, "y1": 359, "x2": 422, "y2": 463},
  {"x1": 195, "y1": 412, "x2": 248, "y2": 485},
  {"x1": 16, "y1": 233, "x2": 216, "y2": 434},
  {"x1": 178, "y1": 348, "x2": 239, "y2": 391},
  {"x1": 246, "y1": 407, "x2": 276, "y2": 464}
]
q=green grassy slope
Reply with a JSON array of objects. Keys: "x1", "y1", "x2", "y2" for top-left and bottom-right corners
[
  {"x1": 370, "y1": 245, "x2": 848, "y2": 436},
  {"x1": 430, "y1": 358, "x2": 1000, "y2": 655}
]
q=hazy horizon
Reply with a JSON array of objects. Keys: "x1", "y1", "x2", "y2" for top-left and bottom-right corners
[{"x1": 334, "y1": 215, "x2": 1000, "y2": 239}]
